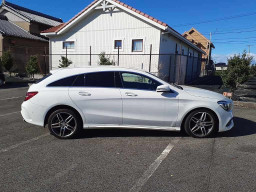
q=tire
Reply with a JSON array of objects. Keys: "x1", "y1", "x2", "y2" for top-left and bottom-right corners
[
  {"x1": 48, "y1": 108, "x2": 82, "y2": 139},
  {"x1": 184, "y1": 109, "x2": 218, "y2": 138}
]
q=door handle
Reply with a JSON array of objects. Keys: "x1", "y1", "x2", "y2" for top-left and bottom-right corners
[
  {"x1": 79, "y1": 92, "x2": 91, "y2": 96},
  {"x1": 125, "y1": 92, "x2": 138, "y2": 97}
]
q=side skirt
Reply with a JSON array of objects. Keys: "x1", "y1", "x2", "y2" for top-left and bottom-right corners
[{"x1": 84, "y1": 124, "x2": 181, "y2": 131}]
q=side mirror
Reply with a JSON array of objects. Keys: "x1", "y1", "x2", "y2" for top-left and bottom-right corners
[{"x1": 156, "y1": 85, "x2": 171, "y2": 92}]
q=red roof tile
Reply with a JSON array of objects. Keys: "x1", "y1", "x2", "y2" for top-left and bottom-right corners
[{"x1": 42, "y1": 0, "x2": 168, "y2": 34}]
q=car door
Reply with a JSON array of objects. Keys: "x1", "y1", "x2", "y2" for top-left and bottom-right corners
[
  {"x1": 68, "y1": 72, "x2": 122, "y2": 127},
  {"x1": 119, "y1": 72, "x2": 179, "y2": 127}
]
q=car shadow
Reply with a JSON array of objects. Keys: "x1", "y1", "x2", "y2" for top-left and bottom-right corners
[
  {"x1": 75, "y1": 117, "x2": 256, "y2": 139},
  {"x1": 76, "y1": 128, "x2": 185, "y2": 139},
  {"x1": 217, "y1": 117, "x2": 256, "y2": 138},
  {"x1": 0, "y1": 82, "x2": 29, "y2": 89}
]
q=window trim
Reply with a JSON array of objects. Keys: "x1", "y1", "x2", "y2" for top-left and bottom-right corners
[
  {"x1": 132, "y1": 39, "x2": 143, "y2": 52},
  {"x1": 114, "y1": 40, "x2": 122, "y2": 49},
  {"x1": 62, "y1": 40, "x2": 76, "y2": 51}
]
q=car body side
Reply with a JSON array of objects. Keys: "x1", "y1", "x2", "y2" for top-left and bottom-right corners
[{"x1": 21, "y1": 67, "x2": 233, "y2": 133}]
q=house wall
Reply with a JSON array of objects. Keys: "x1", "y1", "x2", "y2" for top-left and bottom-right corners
[
  {"x1": 158, "y1": 33, "x2": 200, "y2": 83},
  {"x1": 2, "y1": 37, "x2": 49, "y2": 73},
  {"x1": 1, "y1": 10, "x2": 31, "y2": 32},
  {"x1": 49, "y1": 8, "x2": 161, "y2": 73}
]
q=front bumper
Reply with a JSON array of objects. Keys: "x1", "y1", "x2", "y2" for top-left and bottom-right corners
[{"x1": 218, "y1": 110, "x2": 234, "y2": 132}]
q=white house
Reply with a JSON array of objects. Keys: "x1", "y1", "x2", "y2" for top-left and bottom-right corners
[{"x1": 41, "y1": 0, "x2": 205, "y2": 84}]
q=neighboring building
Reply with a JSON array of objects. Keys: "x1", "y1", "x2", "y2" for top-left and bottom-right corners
[
  {"x1": 41, "y1": 0, "x2": 205, "y2": 84},
  {"x1": 183, "y1": 28, "x2": 215, "y2": 74},
  {"x1": 0, "y1": 0, "x2": 63, "y2": 73},
  {"x1": 215, "y1": 63, "x2": 227, "y2": 71}
]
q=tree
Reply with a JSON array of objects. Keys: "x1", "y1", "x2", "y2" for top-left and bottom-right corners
[
  {"x1": 26, "y1": 55, "x2": 39, "y2": 79},
  {"x1": 98, "y1": 52, "x2": 114, "y2": 65},
  {"x1": 59, "y1": 56, "x2": 72, "y2": 68},
  {"x1": 2, "y1": 51, "x2": 13, "y2": 76},
  {"x1": 221, "y1": 51, "x2": 252, "y2": 91},
  {"x1": 250, "y1": 65, "x2": 256, "y2": 76}
]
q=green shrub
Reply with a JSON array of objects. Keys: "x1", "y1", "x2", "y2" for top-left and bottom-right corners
[
  {"x1": 1, "y1": 51, "x2": 13, "y2": 76},
  {"x1": 59, "y1": 56, "x2": 72, "y2": 68},
  {"x1": 221, "y1": 51, "x2": 252, "y2": 91},
  {"x1": 98, "y1": 52, "x2": 115, "y2": 65},
  {"x1": 26, "y1": 55, "x2": 39, "y2": 79}
]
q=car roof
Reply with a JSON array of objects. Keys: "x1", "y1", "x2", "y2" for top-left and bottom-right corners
[{"x1": 51, "y1": 66, "x2": 150, "y2": 76}]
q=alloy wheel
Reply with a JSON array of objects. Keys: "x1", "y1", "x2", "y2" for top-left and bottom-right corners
[
  {"x1": 189, "y1": 112, "x2": 214, "y2": 137},
  {"x1": 50, "y1": 112, "x2": 77, "y2": 138}
]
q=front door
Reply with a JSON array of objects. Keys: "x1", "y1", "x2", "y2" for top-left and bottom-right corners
[{"x1": 119, "y1": 72, "x2": 179, "y2": 127}]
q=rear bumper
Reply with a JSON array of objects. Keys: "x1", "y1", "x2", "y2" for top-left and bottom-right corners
[{"x1": 21, "y1": 101, "x2": 46, "y2": 127}]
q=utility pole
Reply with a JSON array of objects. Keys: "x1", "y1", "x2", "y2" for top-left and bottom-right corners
[
  {"x1": 206, "y1": 32, "x2": 212, "y2": 76},
  {"x1": 248, "y1": 45, "x2": 252, "y2": 55}
]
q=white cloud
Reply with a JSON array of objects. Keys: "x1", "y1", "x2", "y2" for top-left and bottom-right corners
[{"x1": 212, "y1": 53, "x2": 256, "y2": 64}]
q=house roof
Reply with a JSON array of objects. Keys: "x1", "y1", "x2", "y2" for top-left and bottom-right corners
[
  {"x1": 183, "y1": 28, "x2": 215, "y2": 48},
  {"x1": 0, "y1": 16, "x2": 47, "y2": 41},
  {"x1": 1, "y1": 1, "x2": 63, "y2": 27},
  {"x1": 42, "y1": 0, "x2": 168, "y2": 34},
  {"x1": 41, "y1": 0, "x2": 205, "y2": 54},
  {"x1": 215, "y1": 63, "x2": 227, "y2": 67}
]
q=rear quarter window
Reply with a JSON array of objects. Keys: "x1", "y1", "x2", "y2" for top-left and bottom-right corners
[{"x1": 47, "y1": 75, "x2": 77, "y2": 87}]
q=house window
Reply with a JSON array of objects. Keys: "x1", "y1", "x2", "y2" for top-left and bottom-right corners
[
  {"x1": 63, "y1": 41, "x2": 75, "y2": 49},
  {"x1": 132, "y1": 39, "x2": 143, "y2": 52},
  {"x1": 182, "y1": 49, "x2": 184, "y2": 55},
  {"x1": 114, "y1": 40, "x2": 122, "y2": 49}
]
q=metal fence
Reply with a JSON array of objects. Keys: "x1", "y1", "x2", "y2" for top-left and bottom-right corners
[{"x1": 1, "y1": 47, "x2": 208, "y2": 84}]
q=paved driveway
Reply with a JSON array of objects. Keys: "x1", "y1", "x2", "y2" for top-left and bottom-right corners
[{"x1": 0, "y1": 87, "x2": 256, "y2": 192}]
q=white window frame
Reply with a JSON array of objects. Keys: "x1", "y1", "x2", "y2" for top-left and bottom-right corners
[
  {"x1": 131, "y1": 37, "x2": 145, "y2": 53},
  {"x1": 113, "y1": 38, "x2": 124, "y2": 52},
  {"x1": 62, "y1": 39, "x2": 76, "y2": 52}
]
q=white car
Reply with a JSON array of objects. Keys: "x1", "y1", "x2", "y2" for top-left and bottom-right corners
[{"x1": 21, "y1": 67, "x2": 234, "y2": 139}]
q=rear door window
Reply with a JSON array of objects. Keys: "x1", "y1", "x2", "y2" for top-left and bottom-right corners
[{"x1": 85, "y1": 72, "x2": 115, "y2": 88}]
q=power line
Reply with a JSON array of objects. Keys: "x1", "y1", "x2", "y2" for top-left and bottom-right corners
[{"x1": 173, "y1": 11, "x2": 256, "y2": 27}]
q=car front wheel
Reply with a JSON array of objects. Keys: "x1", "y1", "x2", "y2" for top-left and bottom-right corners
[
  {"x1": 184, "y1": 109, "x2": 218, "y2": 138},
  {"x1": 48, "y1": 109, "x2": 82, "y2": 139}
]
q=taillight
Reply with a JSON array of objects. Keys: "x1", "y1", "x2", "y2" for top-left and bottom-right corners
[{"x1": 24, "y1": 92, "x2": 38, "y2": 101}]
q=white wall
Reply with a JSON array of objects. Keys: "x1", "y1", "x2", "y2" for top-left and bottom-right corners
[
  {"x1": 50, "y1": 8, "x2": 161, "y2": 73},
  {"x1": 158, "y1": 33, "x2": 200, "y2": 81}
]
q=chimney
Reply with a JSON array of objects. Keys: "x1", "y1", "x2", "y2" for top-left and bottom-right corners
[{"x1": 2, "y1": 0, "x2": 5, "y2": 5}]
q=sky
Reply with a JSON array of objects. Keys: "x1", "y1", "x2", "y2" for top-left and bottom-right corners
[{"x1": 5, "y1": 0, "x2": 256, "y2": 63}]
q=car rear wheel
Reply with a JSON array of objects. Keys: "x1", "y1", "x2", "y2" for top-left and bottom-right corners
[
  {"x1": 184, "y1": 109, "x2": 218, "y2": 138},
  {"x1": 48, "y1": 109, "x2": 82, "y2": 139}
]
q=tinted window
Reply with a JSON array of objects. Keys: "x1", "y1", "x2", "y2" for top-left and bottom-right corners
[
  {"x1": 48, "y1": 75, "x2": 77, "y2": 87},
  {"x1": 85, "y1": 72, "x2": 115, "y2": 88},
  {"x1": 115, "y1": 72, "x2": 122, "y2": 88},
  {"x1": 121, "y1": 73, "x2": 161, "y2": 91},
  {"x1": 73, "y1": 74, "x2": 85, "y2": 87}
]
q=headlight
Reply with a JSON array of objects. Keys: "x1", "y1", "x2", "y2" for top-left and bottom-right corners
[{"x1": 217, "y1": 101, "x2": 233, "y2": 111}]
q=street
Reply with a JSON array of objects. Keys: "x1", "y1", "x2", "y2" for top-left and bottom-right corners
[{"x1": 0, "y1": 87, "x2": 256, "y2": 192}]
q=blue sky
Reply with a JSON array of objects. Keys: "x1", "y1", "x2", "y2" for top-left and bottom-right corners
[{"x1": 6, "y1": 0, "x2": 256, "y2": 63}]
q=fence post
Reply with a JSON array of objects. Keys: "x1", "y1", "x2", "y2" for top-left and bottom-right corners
[
  {"x1": 44, "y1": 47, "x2": 47, "y2": 75},
  {"x1": 89, "y1": 46, "x2": 92, "y2": 66},
  {"x1": 117, "y1": 46, "x2": 120, "y2": 66},
  {"x1": 149, "y1": 44, "x2": 152, "y2": 72}
]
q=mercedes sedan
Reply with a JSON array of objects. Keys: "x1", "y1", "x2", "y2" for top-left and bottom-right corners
[{"x1": 21, "y1": 67, "x2": 234, "y2": 139}]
